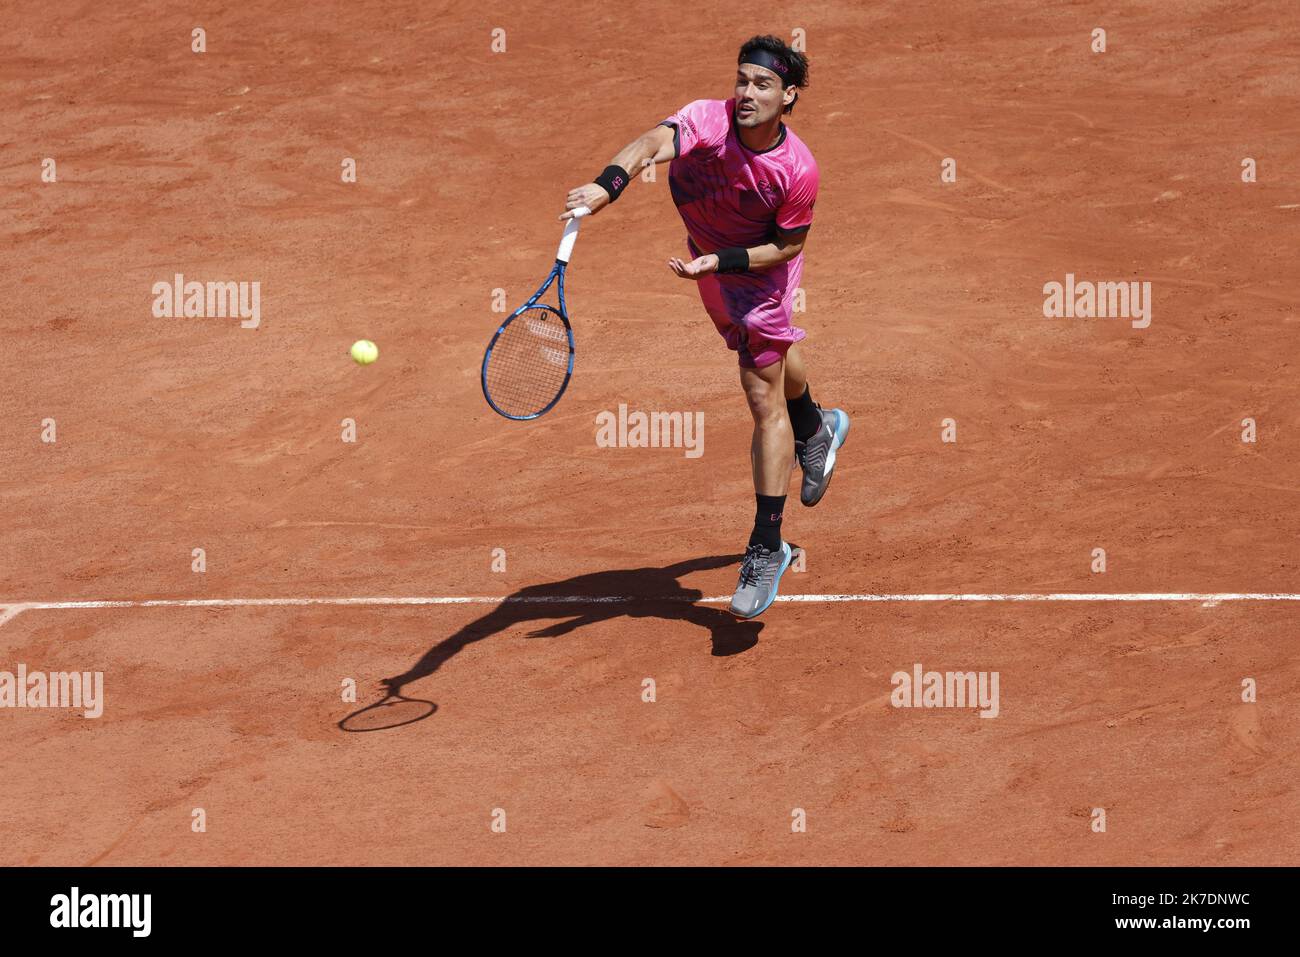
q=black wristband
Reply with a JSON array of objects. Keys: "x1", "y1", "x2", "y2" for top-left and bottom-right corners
[
  {"x1": 715, "y1": 247, "x2": 749, "y2": 274},
  {"x1": 593, "y1": 164, "x2": 630, "y2": 202}
]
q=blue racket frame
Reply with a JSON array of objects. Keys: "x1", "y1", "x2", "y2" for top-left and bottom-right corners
[
  {"x1": 481, "y1": 207, "x2": 589, "y2": 420},
  {"x1": 480, "y1": 259, "x2": 575, "y2": 420}
]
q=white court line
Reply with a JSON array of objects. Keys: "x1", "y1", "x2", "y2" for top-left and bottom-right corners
[{"x1": 1, "y1": 592, "x2": 1299, "y2": 626}]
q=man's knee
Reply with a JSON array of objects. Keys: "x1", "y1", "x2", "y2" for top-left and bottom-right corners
[{"x1": 743, "y1": 380, "x2": 785, "y2": 424}]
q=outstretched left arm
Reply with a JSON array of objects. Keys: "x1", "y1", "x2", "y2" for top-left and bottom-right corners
[{"x1": 667, "y1": 229, "x2": 807, "y2": 280}]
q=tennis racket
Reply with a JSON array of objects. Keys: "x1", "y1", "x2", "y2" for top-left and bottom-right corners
[{"x1": 481, "y1": 206, "x2": 590, "y2": 419}]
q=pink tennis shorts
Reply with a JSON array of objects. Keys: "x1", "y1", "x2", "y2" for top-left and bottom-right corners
[{"x1": 688, "y1": 238, "x2": 806, "y2": 369}]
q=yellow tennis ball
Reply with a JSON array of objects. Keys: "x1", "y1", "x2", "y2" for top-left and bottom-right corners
[{"x1": 350, "y1": 339, "x2": 378, "y2": 365}]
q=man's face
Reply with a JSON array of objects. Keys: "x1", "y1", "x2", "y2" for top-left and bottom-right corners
[{"x1": 734, "y1": 63, "x2": 792, "y2": 127}]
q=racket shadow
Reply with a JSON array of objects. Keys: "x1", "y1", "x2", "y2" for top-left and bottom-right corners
[
  {"x1": 360, "y1": 554, "x2": 762, "y2": 730},
  {"x1": 338, "y1": 693, "x2": 438, "y2": 733}
]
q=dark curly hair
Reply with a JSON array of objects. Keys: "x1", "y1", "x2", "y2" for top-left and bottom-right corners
[{"x1": 738, "y1": 35, "x2": 809, "y2": 114}]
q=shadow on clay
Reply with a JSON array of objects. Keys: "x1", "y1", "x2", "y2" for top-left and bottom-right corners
[{"x1": 337, "y1": 554, "x2": 761, "y2": 732}]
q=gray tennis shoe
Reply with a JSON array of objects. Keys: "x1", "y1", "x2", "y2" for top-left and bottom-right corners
[
  {"x1": 795, "y1": 407, "x2": 850, "y2": 506},
  {"x1": 729, "y1": 541, "x2": 796, "y2": 619}
]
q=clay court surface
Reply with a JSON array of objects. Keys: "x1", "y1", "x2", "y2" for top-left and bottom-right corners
[{"x1": 2, "y1": 1, "x2": 1298, "y2": 865}]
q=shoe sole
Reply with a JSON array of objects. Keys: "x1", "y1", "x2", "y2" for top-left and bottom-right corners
[
  {"x1": 802, "y1": 410, "x2": 850, "y2": 507},
  {"x1": 729, "y1": 543, "x2": 795, "y2": 620}
]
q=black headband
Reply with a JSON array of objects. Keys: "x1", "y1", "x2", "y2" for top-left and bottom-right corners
[{"x1": 740, "y1": 49, "x2": 793, "y2": 85}]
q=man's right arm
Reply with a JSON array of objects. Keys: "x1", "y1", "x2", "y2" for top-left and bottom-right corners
[{"x1": 559, "y1": 124, "x2": 677, "y2": 220}]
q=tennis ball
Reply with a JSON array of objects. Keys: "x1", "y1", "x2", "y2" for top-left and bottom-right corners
[{"x1": 350, "y1": 339, "x2": 378, "y2": 365}]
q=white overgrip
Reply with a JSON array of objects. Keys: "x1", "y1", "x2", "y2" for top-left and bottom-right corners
[{"x1": 556, "y1": 205, "x2": 590, "y2": 263}]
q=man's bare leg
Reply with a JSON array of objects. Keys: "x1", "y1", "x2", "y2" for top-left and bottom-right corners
[
  {"x1": 741, "y1": 357, "x2": 794, "y2": 497},
  {"x1": 730, "y1": 356, "x2": 798, "y2": 619},
  {"x1": 783, "y1": 344, "x2": 809, "y2": 402}
]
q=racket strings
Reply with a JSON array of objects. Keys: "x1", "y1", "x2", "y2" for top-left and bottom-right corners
[{"x1": 484, "y1": 306, "x2": 571, "y2": 418}]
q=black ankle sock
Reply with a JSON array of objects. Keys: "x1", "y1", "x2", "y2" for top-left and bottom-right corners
[
  {"x1": 787, "y1": 385, "x2": 822, "y2": 442},
  {"x1": 749, "y1": 494, "x2": 786, "y2": 551}
]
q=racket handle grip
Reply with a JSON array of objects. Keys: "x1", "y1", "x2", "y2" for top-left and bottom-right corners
[{"x1": 556, "y1": 205, "x2": 590, "y2": 263}]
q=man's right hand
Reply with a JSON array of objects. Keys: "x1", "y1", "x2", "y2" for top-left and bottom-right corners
[{"x1": 559, "y1": 183, "x2": 610, "y2": 220}]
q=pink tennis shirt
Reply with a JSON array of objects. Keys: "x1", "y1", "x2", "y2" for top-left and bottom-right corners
[{"x1": 659, "y1": 98, "x2": 820, "y2": 367}]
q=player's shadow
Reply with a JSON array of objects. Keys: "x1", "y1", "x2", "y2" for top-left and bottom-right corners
[{"x1": 341, "y1": 554, "x2": 759, "y2": 730}]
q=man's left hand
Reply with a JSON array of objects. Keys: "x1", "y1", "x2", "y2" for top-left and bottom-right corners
[{"x1": 667, "y1": 254, "x2": 718, "y2": 280}]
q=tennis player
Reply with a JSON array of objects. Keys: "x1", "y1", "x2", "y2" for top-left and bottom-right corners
[
  {"x1": 561, "y1": 33, "x2": 847, "y2": 621},
  {"x1": 559, "y1": 35, "x2": 849, "y2": 619}
]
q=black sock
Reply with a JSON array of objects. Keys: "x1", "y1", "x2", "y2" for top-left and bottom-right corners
[
  {"x1": 749, "y1": 494, "x2": 786, "y2": 551},
  {"x1": 787, "y1": 385, "x2": 822, "y2": 442}
]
